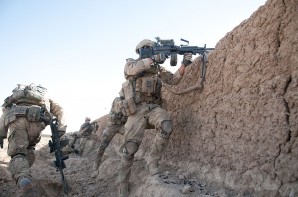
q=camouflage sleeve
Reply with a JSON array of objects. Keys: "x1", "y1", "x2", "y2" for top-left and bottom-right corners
[
  {"x1": 124, "y1": 58, "x2": 152, "y2": 79},
  {"x1": 49, "y1": 99, "x2": 67, "y2": 132},
  {"x1": 159, "y1": 67, "x2": 183, "y2": 85},
  {"x1": 0, "y1": 109, "x2": 8, "y2": 138}
]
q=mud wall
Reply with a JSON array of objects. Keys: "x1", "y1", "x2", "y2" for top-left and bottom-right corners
[
  {"x1": 159, "y1": 0, "x2": 298, "y2": 195},
  {"x1": 95, "y1": 0, "x2": 298, "y2": 195}
]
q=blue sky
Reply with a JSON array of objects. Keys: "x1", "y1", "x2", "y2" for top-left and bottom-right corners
[{"x1": 0, "y1": 0, "x2": 266, "y2": 133}]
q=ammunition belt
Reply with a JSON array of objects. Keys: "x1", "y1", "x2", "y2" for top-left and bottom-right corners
[{"x1": 5, "y1": 105, "x2": 51, "y2": 126}]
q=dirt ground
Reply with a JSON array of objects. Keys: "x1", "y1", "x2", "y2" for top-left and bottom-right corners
[{"x1": 0, "y1": 135, "x2": 247, "y2": 197}]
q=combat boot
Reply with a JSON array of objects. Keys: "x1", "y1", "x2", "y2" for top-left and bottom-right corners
[
  {"x1": 17, "y1": 177, "x2": 38, "y2": 197},
  {"x1": 148, "y1": 162, "x2": 161, "y2": 176},
  {"x1": 119, "y1": 182, "x2": 129, "y2": 197}
]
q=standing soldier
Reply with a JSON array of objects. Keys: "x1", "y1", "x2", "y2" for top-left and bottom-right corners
[
  {"x1": 91, "y1": 97, "x2": 127, "y2": 178},
  {"x1": 118, "y1": 39, "x2": 193, "y2": 197},
  {"x1": 0, "y1": 84, "x2": 67, "y2": 197}
]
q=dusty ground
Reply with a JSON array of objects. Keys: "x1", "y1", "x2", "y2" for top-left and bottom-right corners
[{"x1": 0, "y1": 135, "x2": 246, "y2": 197}]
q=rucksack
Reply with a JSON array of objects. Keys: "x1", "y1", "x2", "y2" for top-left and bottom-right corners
[{"x1": 2, "y1": 84, "x2": 47, "y2": 107}]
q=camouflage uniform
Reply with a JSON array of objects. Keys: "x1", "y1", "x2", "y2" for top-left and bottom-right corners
[
  {"x1": 92, "y1": 97, "x2": 127, "y2": 173},
  {"x1": 62, "y1": 117, "x2": 96, "y2": 156},
  {"x1": 0, "y1": 84, "x2": 66, "y2": 196},
  {"x1": 118, "y1": 39, "x2": 191, "y2": 197}
]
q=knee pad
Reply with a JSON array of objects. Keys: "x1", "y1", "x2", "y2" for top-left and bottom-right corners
[
  {"x1": 122, "y1": 142, "x2": 139, "y2": 160},
  {"x1": 159, "y1": 120, "x2": 173, "y2": 139}
]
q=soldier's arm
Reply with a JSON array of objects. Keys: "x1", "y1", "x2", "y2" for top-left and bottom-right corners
[
  {"x1": 49, "y1": 99, "x2": 67, "y2": 135},
  {"x1": 159, "y1": 66, "x2": 184, "y2": 85},
  {"x1": 124, "y1": 58, "x2": 153, "y2": 77}
]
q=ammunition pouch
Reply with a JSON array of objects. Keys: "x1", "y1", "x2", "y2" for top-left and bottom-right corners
[
  {"x1": 134, "y1": 76, "x2": 162, "y2": 104},
  {"x1": 141, "y1": 77, "x2": 158, "y2": 96},
  {"x1": 120, "y1": 98, "x2": 137, "y2": 116},
  {"x1": 120, "y1": 81, "x2": 137, "y2": 116},
  {"x1": 4, "y1": 105, "x2": 50, "y2": 126},
  {"x1": 120, "y1": 76, "x2": 162, "y2": 116},
  {"x1": 27, "y1": 106, "x2": 42, "y2": 122}
]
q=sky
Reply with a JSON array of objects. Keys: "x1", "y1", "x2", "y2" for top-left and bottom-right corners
[{"x1": 0, "y1": 0, "x2": 267, "y2": 134}]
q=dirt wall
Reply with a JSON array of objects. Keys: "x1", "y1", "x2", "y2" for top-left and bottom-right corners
[
  {"x1": 159, "y1": 0, "x2": 298, "y2": 196},
  {"x1": 93, "y1": 0, "x2": 298, "y2": 195}
]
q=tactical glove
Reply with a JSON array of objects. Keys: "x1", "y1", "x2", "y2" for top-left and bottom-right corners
[
  {"x1": 58, "y1": 131, "x2": 65, "y2": 138},
  {"x1": 0, "y1": 136, "x2": 4, "y2": 149},
  {"x1": 152, "y1": 53, "x2": 166, "y2": 64},
  {"x1": 58, "y1": 125, "x2": 67, "y2": 137},
  {"x1": 182, "y1": 53, "x2": 193, "y2": 67}
]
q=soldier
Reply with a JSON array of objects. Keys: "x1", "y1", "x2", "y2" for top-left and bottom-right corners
[
  {"x1": 0, "y1": 84, "x2": 67, "y2": 197},
  {"x1": 118, "y1": 39, "x2": 193, "y2": 197},
  {"x1": 91, "y1": 97, "x2": 127, "y2": 178},
  {"x1": 62, "y1": 117, "x2": 97, "y2": 156}
]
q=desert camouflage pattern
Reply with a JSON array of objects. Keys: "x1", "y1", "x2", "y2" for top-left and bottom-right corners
[
  {"x1": 0, "y1": 84, "x2": 67, "y2": 184},
  {"x1": 124, "y1": 58, "x2": 182, "y2": 82},
  {"x1": 119, "y1": 54, "x2": 184, "y2": 192},
  {"x1": 62, "y1": 119, "x2": 97, "y2": 156},
  {"x1": 0, "y1": 108, "x2": 8, "y2": 138},
  {"x1": 135, "y1": 39, "x2": 155, "y2": 54},
  {"x1": 92, "y1": 97, "x2": 127, "y2": 174}
]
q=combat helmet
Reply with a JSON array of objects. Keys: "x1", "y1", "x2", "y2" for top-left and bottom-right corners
[
  {"x1": 85, "y1": 117, "x2": 91, "y2": 122},
  {"x1": 135, "y1": 39, "x2": 155, "y2": 54}
]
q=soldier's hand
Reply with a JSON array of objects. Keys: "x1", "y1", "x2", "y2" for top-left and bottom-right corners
[
  {"x1": 152, "y1": 53, "x2": 166, "y2": 64},
  {"x1": 182, "y1": 53, "x2": 193, "y2": 67},
  {"x1": 58, "y1": 131, "x2": 65, "y2": 138},
  {"x1": 0, "y1": 136, "x2": 4, "y2": 149}
]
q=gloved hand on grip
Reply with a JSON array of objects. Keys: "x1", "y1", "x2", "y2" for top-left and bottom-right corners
[
  {"x1": 58, "y1": 131, "x2": 65, "y2": 138},
  {"x1": 58, "y1": 125, "x2": 67, "y2": 138},
  {"x1": 182, "y1": 53, "x2": 193, "y2": 67},
  {"x1": 152, "y1": 53, "x2": 166, "y2": 64},
  {"x1": 0, "y1": 136, "x2": 4, "y2": 149}
]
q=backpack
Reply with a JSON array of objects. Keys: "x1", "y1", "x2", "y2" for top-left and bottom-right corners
[{"x1": 2, "y1": 84, "x2": 47, "y2": 107}]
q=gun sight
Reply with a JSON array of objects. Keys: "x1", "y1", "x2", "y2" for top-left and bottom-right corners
[{"x1": 155, "y1": 37, "x2": 175, "y2": 46}]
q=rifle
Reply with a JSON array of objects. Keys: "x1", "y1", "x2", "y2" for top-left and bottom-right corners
[
  {"x1": 139, "y1": 37, "x2": 214, "y2": 84},
  {"x1": 49, "y1": 118, "x2": 70, "y2": 195}
]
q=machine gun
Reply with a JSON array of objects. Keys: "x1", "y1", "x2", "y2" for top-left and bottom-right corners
[
  {"x1": 49, "y1": 118, "x2": 70, "y2": 195},
  {"x1": 139, "y1": 37, "x2": 214, "y2": 83}
]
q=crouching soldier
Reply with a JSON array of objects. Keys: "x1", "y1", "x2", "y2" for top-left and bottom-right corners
[
  {"x1": 62, "y1": 117, "x2": 97, "y2": 156},
  {"x1": 91, "y1": 97, "x2": 127, "y2": 178}
]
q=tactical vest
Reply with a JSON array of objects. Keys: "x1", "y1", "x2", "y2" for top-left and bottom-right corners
[
  {"x1": 2, "y1": 84, "x2": 51, "y2": 126},
  {"x1": 79, "y1": 122, "x2": 94, "y2": 137},
  {"x1": 119, "y1": 73, "x2": 162, "y2": 116}
]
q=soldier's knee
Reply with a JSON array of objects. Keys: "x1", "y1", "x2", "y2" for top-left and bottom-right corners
[
  {"x1": 122, "y1": 142, "x2": 139, "y2": 160},
  {"x1": 159, "y1": 120, "x2": 173, "y2": 139}
]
